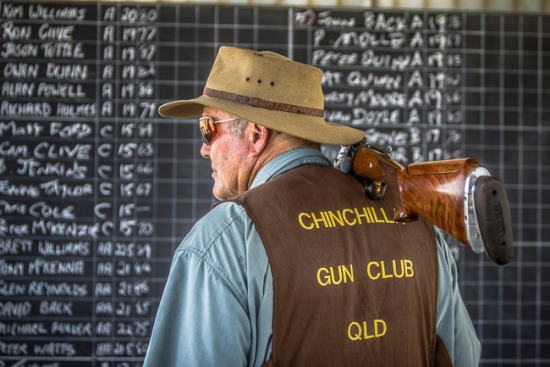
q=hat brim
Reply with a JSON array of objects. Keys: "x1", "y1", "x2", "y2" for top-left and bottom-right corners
[{"x1": 158, "y1": 96, "x2": 365, "y2": 146}]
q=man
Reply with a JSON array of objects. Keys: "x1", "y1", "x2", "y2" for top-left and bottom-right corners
[{"x1": 144, "y1": 46, "x2": 480, "y2": 366}]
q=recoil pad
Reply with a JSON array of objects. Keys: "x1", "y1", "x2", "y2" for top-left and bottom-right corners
[{"x1": 473, "y1": 176, "x2": 514, "y2": 265}]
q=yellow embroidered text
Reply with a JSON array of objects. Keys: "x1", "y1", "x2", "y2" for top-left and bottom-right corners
[
  {"x1": 366, "y1": 259, "x2": 414, "y2": 280},
  {"x1": 348, "y1": 319, "x2": 387, "y2": 341},
  {"x1": 316, "y1": 264, "x2": 354, "y2": 286},
  {"x1": 298, "y1": 206, "x2": 395, "y2": 230}
]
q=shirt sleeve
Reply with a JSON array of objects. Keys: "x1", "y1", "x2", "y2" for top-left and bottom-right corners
[
  {"x1": 435, "y1": 229, "x2": 482, "y2": 366},
  {"x1": 143, "y1": 205, "x2": 256, "y2": 367}
]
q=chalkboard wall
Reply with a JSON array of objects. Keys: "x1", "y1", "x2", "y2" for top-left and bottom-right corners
[{"x1": 1, "y1": 2, "x2": 548, "y2": 366}]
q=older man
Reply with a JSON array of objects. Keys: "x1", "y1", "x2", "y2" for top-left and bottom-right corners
[{"x1": 144, "y1": 46, "x2": 480, "y2": 367}]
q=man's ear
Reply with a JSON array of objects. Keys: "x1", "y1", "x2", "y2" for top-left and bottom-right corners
[{"x1": 247, "y1": 123, "x2": 270, "y2": 156}]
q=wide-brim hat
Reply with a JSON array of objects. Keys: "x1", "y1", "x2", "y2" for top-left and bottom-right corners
[{"x1": 158, "y1": 46, "x2": 364, "y2": 145}]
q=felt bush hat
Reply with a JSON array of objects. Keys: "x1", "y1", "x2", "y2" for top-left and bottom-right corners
[{"x1": 158, "y1": 46, "x2": 365, "y2": 145}]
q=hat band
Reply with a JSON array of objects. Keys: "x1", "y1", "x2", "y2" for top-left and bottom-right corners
[{"x1": 204, "y1": 87, "x2": 324, "y2": 117}]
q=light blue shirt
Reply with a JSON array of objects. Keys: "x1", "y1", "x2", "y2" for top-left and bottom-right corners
[{"x1": 144, "y1": 148, "x2": 480, "y2": 366}]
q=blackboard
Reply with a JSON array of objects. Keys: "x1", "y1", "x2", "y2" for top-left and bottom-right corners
[{"x1": 0, "y1": 2, "x2": 548, "y2": 366}]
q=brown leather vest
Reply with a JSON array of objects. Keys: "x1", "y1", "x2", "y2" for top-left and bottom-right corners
[{"x1": 233, "y1": 164, "x2": 449, "y2": 366}]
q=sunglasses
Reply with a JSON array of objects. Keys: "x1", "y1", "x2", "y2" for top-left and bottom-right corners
[{"x1": 199, "y1": 116, "x2": 240, "y2": 145}]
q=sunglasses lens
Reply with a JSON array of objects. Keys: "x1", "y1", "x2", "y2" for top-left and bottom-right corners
[{"x1": 199, "y1": 116, "x2": 215, "y2": 145}]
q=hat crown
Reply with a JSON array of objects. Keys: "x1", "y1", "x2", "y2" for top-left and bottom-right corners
[
  {"x1": 205, "y1": 47, "x2": 324, "y2": 109},
  {"x1": 157, "y1": 46, "x2": 365, "y2": 145}
]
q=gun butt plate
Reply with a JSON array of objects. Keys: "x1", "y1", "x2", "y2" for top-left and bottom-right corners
[{"x1": 472, "y1": 176, "x2": 514, "y2": 265}]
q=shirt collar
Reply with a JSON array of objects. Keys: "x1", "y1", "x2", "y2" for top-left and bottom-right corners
[{"x1": 250, "y1": 148, "x2": 332, "y2": 189}]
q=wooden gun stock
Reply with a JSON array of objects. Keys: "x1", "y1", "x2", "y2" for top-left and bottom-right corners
[{"x1": 351, "y1": 147, "x2": 513, "y2": 265}]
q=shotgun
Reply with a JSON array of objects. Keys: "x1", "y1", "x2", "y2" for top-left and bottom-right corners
[{"x1": 334, "y1": 139, "x2": 513, "y2": 265}]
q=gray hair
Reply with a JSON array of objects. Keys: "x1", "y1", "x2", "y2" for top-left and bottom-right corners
[
  {"x1": 228, "y1": 118, "x2": 320, "y2": 150},
  {"x1": 226, "y1": 119, "x2": 249, "y2": 137}
]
